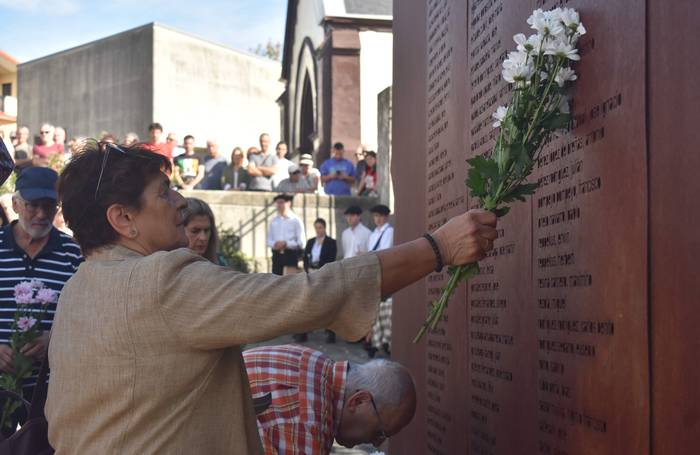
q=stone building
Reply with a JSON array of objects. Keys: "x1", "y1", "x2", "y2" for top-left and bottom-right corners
[
  {"x1": 18, "y1": 23, "x2": 284, "y2": 153},
  {"x1": 279, "y1": 0, "x2": 393, "y2": 161}
]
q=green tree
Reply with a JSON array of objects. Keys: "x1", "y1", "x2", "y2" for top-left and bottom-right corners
[{"x1": 250, "y1": 40, "x2": 282, "y2": 61}]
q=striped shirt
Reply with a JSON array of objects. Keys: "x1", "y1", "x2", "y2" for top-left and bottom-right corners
[
  {"x1": 0, "y1": 222, "x2": 83, "y2": 391},
  {"x1": 244, "y1": 345, "x2": 348, "y2": 455}
]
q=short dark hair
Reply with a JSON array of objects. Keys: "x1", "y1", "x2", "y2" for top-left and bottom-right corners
[
  {"x1": 344, "y1": 206, "x2": 362, "y2": 215},
  {"x1": 58, "y1": 141, "x2": 171, "y2": 255},
  {"x1": 333, "y1": 142, "x2": 344, "y2": 151},
  {"x1": 370, "y1": 204, "x2": 391, "y2": 216},
  {"x1": 273, "y1": 193, "x2": 293, "y2": 202},
  {"x1": 148, "y1": 123, "x2": 163, "y2": 132},
  {"x1": 183, "y1": 135, "x2": 194, "y2": 142},
  {"x1": 276, "y1": 142, "x2": 286, "y2": 149},
  {"x1": 314, "y1": 218, "x2": 327, "y2": 228},
  {"x1": 365, "y1": 151, "x2": 377, "y2": 159}
]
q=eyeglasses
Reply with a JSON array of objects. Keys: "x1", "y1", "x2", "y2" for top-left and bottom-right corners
[
  {"x1": 94, "y1": 142, "x2": 127, "y2": 199},
  {"x1": 20, "y1": 199, "x2": 58, "y2": 214},
  {"x1": 368, "y1": 393, "x2": 388, "y2": 445}
]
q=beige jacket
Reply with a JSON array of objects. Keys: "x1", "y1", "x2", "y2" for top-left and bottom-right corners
[{"x1": 46, "y1": 246, "x2": 380, "y2": 454}]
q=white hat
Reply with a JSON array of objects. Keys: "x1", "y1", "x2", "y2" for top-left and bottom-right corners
[{"x1": 299, "y1": 154, "x2": 314, "y2": 166}]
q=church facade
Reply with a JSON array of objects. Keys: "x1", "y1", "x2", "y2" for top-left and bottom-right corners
[{"x1": 280, "y1": 0, "x2": 393, "y2": 162}]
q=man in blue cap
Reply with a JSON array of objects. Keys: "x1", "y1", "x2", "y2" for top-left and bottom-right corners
[{"x1": 0, "y1": 167, "x2": 82, "y2": 430}]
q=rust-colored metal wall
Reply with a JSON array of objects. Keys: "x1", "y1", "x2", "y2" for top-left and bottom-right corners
[
  {"x1": 649, "y1": 2, "x2": 700, "y2": 455},
  {"x1": 391, "y1": 0, "x2": 697, "y2": 453},
  {"x1": 390, "y1": 0, "x2": 428, "y2": 453}
]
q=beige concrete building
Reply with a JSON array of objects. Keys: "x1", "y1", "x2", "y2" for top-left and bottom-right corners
[
  {"x1": 279, "y1": 0, "x2": 393, "y2": 161},
  {"x1": 18, "y1": 23, "x2": 284, "y2": 153},
  {"x1": 0, "y1": 51, "x2": 18, "y2": 141}
]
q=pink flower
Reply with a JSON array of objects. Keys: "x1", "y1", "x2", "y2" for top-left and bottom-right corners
[
  {"x1": 28, "y1": 279, "x2": 44, "y2": 290},
  {"x1": 15, "y1": 293, "x2": 34, "y2": 305},
  {"x1": 36, "y1": 288, "x2": 58, "y2": 305},
  {"x1": 17, "y1": 316, "x2": 37, "y2": 332},
  {"x1": 13, "y1": 282, "x2": 33, "y2": 298}
]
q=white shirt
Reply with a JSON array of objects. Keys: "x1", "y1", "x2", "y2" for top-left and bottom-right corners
[
  {"x1": 368, "y1": 223, "x2": 394, "y2": 252},
  {"x1": 272, "y1": 158, "x2": 295, "y2": 189},
  {"x1": 267, "y1": 212, "x2": 306, "y2": 250},
  {"x1": 311, "y1": 237, "x2": 324, "y2": 264},
  {"x1": 342, "y1": 223, "x2": 372, "y2": 259}
]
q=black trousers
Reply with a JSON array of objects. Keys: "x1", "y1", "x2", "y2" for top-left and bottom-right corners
[{"x1": 272, "y1": 249, "x2": 300, "y2": 275}]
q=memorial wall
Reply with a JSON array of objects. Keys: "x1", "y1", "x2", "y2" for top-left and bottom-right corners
[{"x1": 392, "y1": 1, "x2": 699, "y2": 454}]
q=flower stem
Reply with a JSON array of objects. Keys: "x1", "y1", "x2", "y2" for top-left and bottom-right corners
[
  {"x1": 523, "y1": 58, "x2": 563, "y2": 145},
  {"x1": 413, "y1": 262, "x2": 481, "y2": 343}
]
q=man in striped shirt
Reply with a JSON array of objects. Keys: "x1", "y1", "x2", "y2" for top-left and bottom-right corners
[
  {"x1": 243, "y1": 345, "x2": 416, "y2": 454},
  {"x1": 0, "y1": 167, "x2": 82, "y2": 399}
]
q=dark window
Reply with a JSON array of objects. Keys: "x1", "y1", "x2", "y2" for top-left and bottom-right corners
[
  {"x1": 1, "y1": 84, "x2": 10, "y2": 97},
  {"x1": 299, "y1": 73, "x2": 315, "y2": 155}
]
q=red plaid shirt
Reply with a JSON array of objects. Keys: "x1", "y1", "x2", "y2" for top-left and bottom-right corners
[{"x1": 244, "y1": 345, "x2": 348, "y2": 455}]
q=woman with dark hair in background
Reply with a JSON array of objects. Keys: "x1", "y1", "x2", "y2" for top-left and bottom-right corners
[
  {"x1": 45, "y1": 140, "x2": 497, "y2": 454},
  {"x1": 183, "y1": 197, "x2": 224, "y2": 265},
  {"x1": 301, "y1": 217, "x2": 338, "y2": 343},
  {"x1": 358, "y1": 151, "x2": 378, "y2": 197}
]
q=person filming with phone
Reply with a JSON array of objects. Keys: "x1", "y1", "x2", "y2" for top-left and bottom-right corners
[{"x1": 320, "y1": 143, "x2": 356, "y2": 196}]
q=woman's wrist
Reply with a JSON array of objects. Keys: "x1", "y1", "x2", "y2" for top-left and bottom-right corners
[{"x1": 423, "y1": 233, "x2": 444, "y2": 272}]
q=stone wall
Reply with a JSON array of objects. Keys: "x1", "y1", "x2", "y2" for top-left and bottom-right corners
[
  {"x1": 152, "y1": 25, "x2": 283, "y2": 154},
  {"x1": 183, "y1": 190, "x2": 378, "y2": 272},
  {"x1": 17, "y1": 23, "x2": 283, "y2": 151},
  {"x1": 18, "y1": 25, "x2": 154, "y2": 141},
  {"x1": 376, "y1": 86, "x2": 393, "y2": 209}
]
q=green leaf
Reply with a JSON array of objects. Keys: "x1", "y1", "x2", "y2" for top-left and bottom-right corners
[
  {"x1": 465, "y1": 168, "x2": 487, "y2": 198},
  {"x1": 514, "y1": 149, "x2": 534, "y2": 176},
  {"x1": 494, "y1": 207, "x2": 511, "y2": 218},
  {"x1": 501, "y1": 182, "x2": 539, "y2": 203},
  {"x1": 542, "y1": 112, "x2": 571, "y2": 131},
  {"x1": 467, "y1": 155, "x2": 500, "y2": 193}
]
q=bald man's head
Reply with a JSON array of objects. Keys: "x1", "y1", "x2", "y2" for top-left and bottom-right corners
[{"x1": 336, "y1": 360, "x2": 417, "y2": 448}]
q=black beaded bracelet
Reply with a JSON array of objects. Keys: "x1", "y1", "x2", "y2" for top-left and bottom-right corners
[{"x1": 423, "y1": 233, "x2": 444, "y2": 273}]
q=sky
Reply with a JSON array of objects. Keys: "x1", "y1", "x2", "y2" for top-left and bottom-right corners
[{"x1": 0, "y1": 0, "x2": 288, "y2": 63}]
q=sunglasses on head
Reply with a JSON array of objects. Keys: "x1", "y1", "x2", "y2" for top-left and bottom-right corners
[{"x1": 94, "y1": 142, "x2": 128, "y2": 200}]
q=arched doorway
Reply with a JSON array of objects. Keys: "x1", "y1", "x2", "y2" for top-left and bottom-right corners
[{"x1": 299, "y1": 72, "x2": 315, "y2": 155}]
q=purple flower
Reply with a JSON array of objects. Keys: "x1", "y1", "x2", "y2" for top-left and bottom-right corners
[
  {"x1": 17, "y1": 316, "x2": 37, "y2": 332},
  {"x1": 15, "y1": 293, "x2": 34, "y2": 305},
  {"x1": 35, "y1": 288, "x2": 58, "y2": 305},
  {"x1": 28, "y1": 279, "x2": 44, "y2": 290},
  {"x1": 13, "y1": 282, "x2": 33, "y2": 298}
]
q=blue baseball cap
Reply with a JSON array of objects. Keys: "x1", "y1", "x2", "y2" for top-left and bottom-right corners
[{"x1": 15, "y1": 167, "x2": 58, "y2": 201}]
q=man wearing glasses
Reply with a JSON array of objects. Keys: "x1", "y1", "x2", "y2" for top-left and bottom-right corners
[
  {"x1": 0, "y1": 168, "x2": 83, "y2": 423},
  {"x1": 244, "y1": 344, "x2": 416, "y2": 454},
  {"x1": 32, "y1": 123, "x2": 62, "y2": 166}
]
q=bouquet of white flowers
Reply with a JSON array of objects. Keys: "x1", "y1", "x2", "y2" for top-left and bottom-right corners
[{"x1": 415, "y1": 8, "x2": 586, "y2": 342}]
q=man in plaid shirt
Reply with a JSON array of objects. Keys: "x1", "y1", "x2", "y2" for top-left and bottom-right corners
[{"x1": 244, "y1": 345, "x2": 416, "y2": 454}]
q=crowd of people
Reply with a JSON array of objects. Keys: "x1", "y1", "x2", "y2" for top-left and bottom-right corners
[
  {"x1": 264, "y1": 196, "x2": 395, "y2": 356},
  {"x1": 3, "y1": 122, "x2": 382, "y2": 198},
  {"x1": 0, "y1": 124, "x2": 498, "y2": 454}
]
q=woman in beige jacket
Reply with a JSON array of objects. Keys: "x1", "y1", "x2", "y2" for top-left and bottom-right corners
[{"x1": 45, "y1": 142, "x2": 497, "y2": 454}]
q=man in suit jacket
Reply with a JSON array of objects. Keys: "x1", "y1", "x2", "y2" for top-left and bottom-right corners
[{"x1": 301, "y1": 218, "x2": 338, "y2": 343}]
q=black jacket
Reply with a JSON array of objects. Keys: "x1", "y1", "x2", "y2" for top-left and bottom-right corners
[{"x1": 303, "y1": 237, "x2": 337, "y2": 272}]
